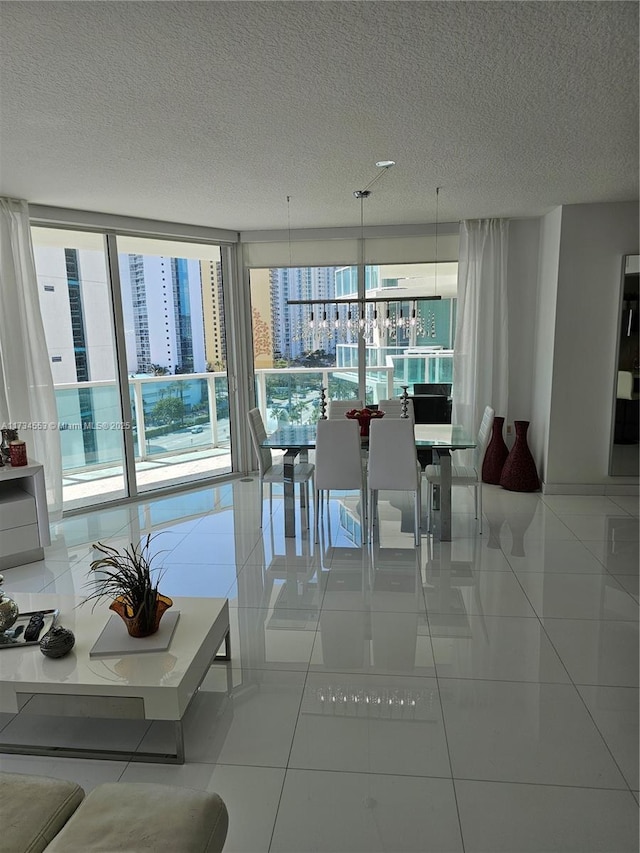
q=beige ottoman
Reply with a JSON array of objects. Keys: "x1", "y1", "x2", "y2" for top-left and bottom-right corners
[
  {"x1": 45, "y1": 782, "x2": 229, "y2": 852},
  {"x1": 0, "y1": 771, "x2": 85, "y2": 853}
]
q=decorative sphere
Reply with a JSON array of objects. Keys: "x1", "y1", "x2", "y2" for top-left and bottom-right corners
[
  {"x1": 39, "y1": 625, "x2": 75, "y2": 658},
  {"x1": 0, "y1": 576, "x2": 19, "y2": 633}
]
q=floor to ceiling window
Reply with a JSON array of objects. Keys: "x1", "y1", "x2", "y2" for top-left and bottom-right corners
[
  {"x1": 249, "y1": 261, "x2": 457, "y2": 427},
  {"x1": 32, "y1": 227, "x2": 232, "y2": 509},
  {"x1": 250, "y1": 266, "x2": 363, "y2": 429},
  {"x1": 115, "y1": 236, "x2": 231, "y2": 494},
  {"x1": 32, "y1": 227, "x2": 128, "y2": 509}
]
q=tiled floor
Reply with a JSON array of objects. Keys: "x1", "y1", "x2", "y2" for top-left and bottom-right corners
[{"x1": 2, "y1": 481, "x2": 638, "y2": 852}]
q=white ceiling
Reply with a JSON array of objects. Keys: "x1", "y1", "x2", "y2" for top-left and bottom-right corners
[{"x1": 0, "y1": 1, "x2": 637, "y2": 232}]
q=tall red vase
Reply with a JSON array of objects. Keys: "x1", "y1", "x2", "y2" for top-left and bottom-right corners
[
  {"x1": 499, "y1": 420, "x2": 540, "y2": 492},
  {"x1": 482, "y1": 416, "x2": 509, "y2": 484}
]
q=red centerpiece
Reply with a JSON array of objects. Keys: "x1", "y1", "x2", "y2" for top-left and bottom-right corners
[{"x1": 345, "y1": 408, "x2": 385, "y2": 437}]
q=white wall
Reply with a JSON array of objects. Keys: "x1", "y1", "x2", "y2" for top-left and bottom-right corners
[
  {"x1": 545, "y1": 201, "x2": 639, "y2": 491},
  {"x1": 507, "y1": 202, "x2": 639, "y2": 493},
  {"x1": 530, "y1": 207, "x2": 563, "y2": 484}
]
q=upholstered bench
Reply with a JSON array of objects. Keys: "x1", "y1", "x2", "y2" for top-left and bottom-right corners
[
  {"x1": 1, "y1": 771, "x2": 84, "y2": 853},
  {"x1": 1, "y1": 773, "x2": 229, "y2": 853}
]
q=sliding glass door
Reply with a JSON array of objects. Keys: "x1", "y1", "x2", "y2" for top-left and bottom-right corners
[
  {"x1": 115, "y1": 236, "x2": 231, "y2": 493},
  {"x1": 32, "y1": 227, "x2": 232, "y2": 509},
  {"x1": 32, "y1": 227, "x2": 127, "y2": 509}
]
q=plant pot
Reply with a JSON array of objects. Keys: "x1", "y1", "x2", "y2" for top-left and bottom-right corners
[
  {"x1": 110, "y1": 593, "x2": 173, "y2": 638},
  {"x1": 499, "y1": 420, "x2": 540, "y2": 492},
  {"x1": 482, "y1": 416, "x2": 509, "y2": 484}
]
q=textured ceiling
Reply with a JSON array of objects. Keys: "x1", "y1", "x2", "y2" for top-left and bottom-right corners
[{"x1": 0, "y1": 1, "x2": 637, "y2": 232}]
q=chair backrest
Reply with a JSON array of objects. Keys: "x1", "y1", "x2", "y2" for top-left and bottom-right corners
[
  {"x1": 314, "y1": 419, "x2": 363, "y2": 490},
  {"x1": 474, "y1": 405, "x2": 495, "y2": 470},
  {"x1": 408, "y1": 394, "x2": 451, "y2": 424},
  {"x1": 247, "y1": 408, "x2": 273, "y2": 475},
  {"x1": 413, "y1": 383, "x2": 452, "y2": 397},
  {"x1": 368, "y1": 418, "x2": 419, "y2": 491},
  {"x1": 378, "y1": 398, "x2": 415, "y2": 423},
  {"x1": 328, "y1": 399, "x2": 363, "y2": 419}
]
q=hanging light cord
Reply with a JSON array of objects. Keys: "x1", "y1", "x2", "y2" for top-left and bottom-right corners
[
  {"x1": 286, "y1": 195, "x2": 292, "y2": 268},
  {"x1": 360, "y1": 162, "x2": 394, "y2": 194},
  {"x1": 435, "y1": 186, "x2": 440, "y2": 296}
]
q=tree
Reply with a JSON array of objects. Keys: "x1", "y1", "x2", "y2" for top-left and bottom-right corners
[
  {"x1": 151, "y1": 397, "x2": 185, "y2": 425},
  {"x1": 149, "y1": 364, "x2": 170, "y2": 376}
]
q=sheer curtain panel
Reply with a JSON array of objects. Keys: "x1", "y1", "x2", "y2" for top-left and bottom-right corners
[
  {"x1": 452, "y1": 219, "x2": 509, "y2": 449},
  {"x1": 0, "y1": 198, "x2": 62, "y2": 517}
]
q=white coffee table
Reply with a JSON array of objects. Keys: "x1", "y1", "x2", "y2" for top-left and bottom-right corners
[{"x1": 0, "y1": 593, "x2": 230, "y2": 764}]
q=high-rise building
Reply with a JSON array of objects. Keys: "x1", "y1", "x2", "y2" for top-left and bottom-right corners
[
  {"x1": 269, "y1": 267, "x2": 338, "y2": 360},
  {"x1": 118, "y1": 254, "x2": 206, "y2": 375},
  {"x1": 200, "y1": 259, "x2": 226, "y2": 370},
  {"x1": 34, "y1": 243, "x2": 115, "y2": 385}
]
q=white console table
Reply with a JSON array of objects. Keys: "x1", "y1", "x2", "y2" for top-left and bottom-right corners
[{"x1": 0, "y1": 460, "x2": 51, "y2": 570}]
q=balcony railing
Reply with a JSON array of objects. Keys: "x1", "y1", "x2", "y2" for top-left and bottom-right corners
[{"x1": 54, "y1": 350, "x2": 453, "y2": 476}]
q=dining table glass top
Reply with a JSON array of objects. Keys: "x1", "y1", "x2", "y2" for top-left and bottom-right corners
[{"x1": 259, "y1": 422, "x2": 476, "y2": 450}]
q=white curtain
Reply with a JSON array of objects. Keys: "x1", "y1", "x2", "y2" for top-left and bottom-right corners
[
  {"x1": 0, "y1": 198, "x2": 63, "y2": 518},
  {"x1": 452, "y1": 219, "x2": 509, "y2": 444}
]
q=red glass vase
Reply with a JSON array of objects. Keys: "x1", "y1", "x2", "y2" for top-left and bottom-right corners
[
  {"x1": 110, "y1": 593, "x2": 173, "y2": 638},
  {"x1": 482, "y1": 416, "x2": 509, "y2": 484},
  {"x1": 499, "y1": 420, "x2": 540, "y2": 492},
  {"x1": 345, "y1": 409, "x2": 384, "y2": 437}
]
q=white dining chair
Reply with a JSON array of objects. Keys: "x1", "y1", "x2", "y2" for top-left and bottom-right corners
[
  {"x1": 247, "y1": 408, "x2": 315, "y2": 528},
  {"x1": 313, "y1": 418, "x2": 367, "y2": 545},
  {"x1": 367, "y1": 417, "x2": 422, "y2": 545},
  {"x1": 424, "y1": 405, "x2": 495, "y2": 534},
  {"x1": 328, "y1": 399, "x2": 363, "y2": 419},
  {"x1": 378, "y1": 398, "x2": 415, "y2": 422}
]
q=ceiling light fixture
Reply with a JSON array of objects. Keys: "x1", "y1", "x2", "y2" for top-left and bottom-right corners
[{"x1": 352, "y1": 159, "x2": 395, "y2": 199}]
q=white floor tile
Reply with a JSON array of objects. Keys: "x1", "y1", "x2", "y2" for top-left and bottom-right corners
[
  {"x1": 612, "y1": 572, "x2": 640, "y2": 601},
  {"x1": 0, "y1": 711, "x2": 151, "y2": 753},
  {"x1": 582, "y1": 539, "x2": 640, "y2": 575},
  {"x1": 577, "y1": 685, "x2": 639, "y2": 789},
  {"x1": 162, "y1": 532, "x2": 252, "y2": 567},
  {"x1": 309, "y1": 610, "x2": 434, "y2": 676},
  {"x1": 609, "y1": 495, "x2": 640, "y2": 516},
  {"x1": 431, "y1": 615, "x2": 569, "y2": 683},
  {"x1": 289, "y1": 672, "x2": 450, "y2": 777},
  {"x1": 541, "y1": 495, "x2": 632, "y2": 516},
  {"x1": 515, "y1": 572, "x2": 639, "y2": 620},
  {"x1": 140, "y1": 669, "x2": 305, "y2": 767},
  {"x1": 0, "y1": 754, "x2": 126, "y2": 791},
  {"x1": 504, "y1": 538, "x2": 613, "y2": 574},
  {"x1": 271, "y1": 770, "x2": 463, "y2": 852},
  {"x1": 440, "y1": 679, "x2": 628, "y2": 788},
  {"x1": 229, "y1": 605, "x2": 318, "y2": 671},
  {"x1": 426, "y1": 570, "x2": 536, "y2": 617},
  {"x1": 227, "y1": 571, "x2": 322, "y2": 611},
  {"x1": 456, "y1": 779, "x2": 639, "y2": 853},
  {"x1": 426, "y1": 537, "x2": 515, "y2": 571},
  {"x1": 498, "y1": 513, "x2": 578, "y2": 549},
  {"x1": 560, "y1": 515, "x2": 639, "y2": 542},
  {"x1": 156, "y1": 561, "x2": 238, "y2": 599},
  {"x1": 2, "y1": 477, "x2": 634, "y2": 853},
  {"x1": 0, "y1": 558, "x2": 76, "y2": 593},
  {"x1": 542, "y1": 618, "x2": 639, "y2": 686}
]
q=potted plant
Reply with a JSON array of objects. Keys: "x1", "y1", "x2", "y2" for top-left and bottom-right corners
[{"x1": 83, "y1": 535, "x2": 172, "y2": 638}]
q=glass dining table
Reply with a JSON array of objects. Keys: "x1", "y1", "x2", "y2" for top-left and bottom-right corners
[{"x1": 259, "y1": 422, "x2": 476, "y2": 542}]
